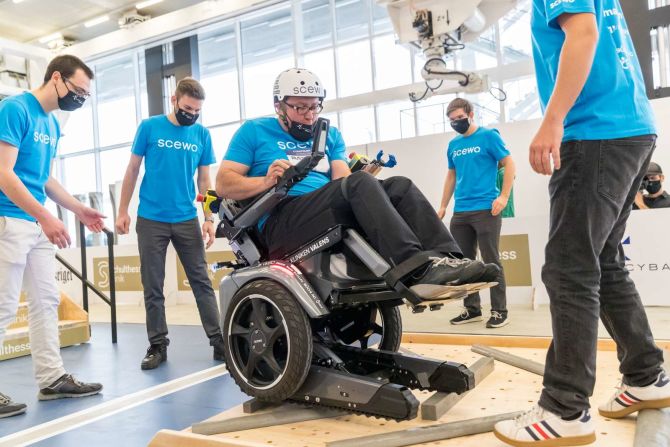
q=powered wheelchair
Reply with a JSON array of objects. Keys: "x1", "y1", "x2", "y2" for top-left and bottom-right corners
[{"x1": 206, "y1": 118, "x2": 492, "y2": 420}]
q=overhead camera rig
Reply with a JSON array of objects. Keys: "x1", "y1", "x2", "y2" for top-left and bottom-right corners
[{"x1": 377, "y1": 0, "x2": 520, "y2": 102}]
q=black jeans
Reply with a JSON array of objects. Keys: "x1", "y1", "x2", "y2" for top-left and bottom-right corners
[
  {"x1": 262, "y1": 172, "x2": 462, "y2": 266},
  {"x1": 538, "y1": 136, "x2": 665, "y2": 417},
  {"x1": 450, "y1": 211, "x2": 507, "y2": 315},
  {"x1": 136, "y1": 217, "x2": 221, "y2": 346}
]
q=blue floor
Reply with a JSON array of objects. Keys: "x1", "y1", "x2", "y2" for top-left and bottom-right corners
[{"x1": 0, "y1": 323, "x2": 247, "y2": 446}]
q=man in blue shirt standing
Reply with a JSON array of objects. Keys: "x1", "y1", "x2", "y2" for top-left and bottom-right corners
[
  {"x1": 438, "y1": 98, "x2": 516, "y2": 329},
  {"x1": 217, "y1": 68, "x2": 499, "y2": 298},
  {"x1": 115, "y1": 78, "x2": 224, "y2": 370},
  {"x1": 494, "y1": 1, "x2": 669, "y2": 445},
  {"x1": 0, "y1": 55, "x2": 105, "y2": 418}
]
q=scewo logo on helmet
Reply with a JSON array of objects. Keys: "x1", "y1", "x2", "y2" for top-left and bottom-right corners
[{"x1": 292, "y1": 84, "x2": 324, "y2": 96}]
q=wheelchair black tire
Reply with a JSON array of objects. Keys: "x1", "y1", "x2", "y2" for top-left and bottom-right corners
[
  {"x1": 377, "y1": 304, "x2": 402, "y2": 352},
  {"x1": 223, "y1": 279, "x2": 313, "y2": 402}
]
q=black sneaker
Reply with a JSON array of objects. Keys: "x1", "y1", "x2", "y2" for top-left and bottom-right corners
[
  {"x1": 473, "y1": 263, "x2": 501, "y2": 283},
  {"x1": 141, "y1": 343, "x2": 168, "y2": 370},
  {"x1": 0, "y1": 392, "x2": 26, "y2": 418},
  {"x1": 486, "y1": 311, "x2": 509, "y2": 328},
  {"x1": 450, "y1": 309, "x2": 483, "y2": 325},
  {"x1": 38, "y1": 374, "x2": 103, "y2": 401},
  {"x1": 210, "y1": 334, "x2": 226, "y2": 362},
  {"x1": 412, "y1": 257, "x2": 486, "y2": 286}
]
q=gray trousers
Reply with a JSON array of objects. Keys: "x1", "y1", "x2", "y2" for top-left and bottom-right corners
[
  {"x1": 539, "y1": 136, "x2": 665, "y2": 417},
  {"x1": 136, "y1": 217, "x2": 221, "y2": 346},
  {"x1": 450, "y1": 210, "x2": 507, "y2": 315}
]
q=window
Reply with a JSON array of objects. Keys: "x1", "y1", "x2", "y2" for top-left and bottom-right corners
[
  {"x1": 415, "y1": 95, "x2": 452, "y2": 136},
  {"x1": 337, "y1": 40, "x2": 373, "y2": 96},
  {"x1": 302, "y1": 0, "x2": 332, "y2": 52},
  {"x1": 340, "y1": 106, "x2": 375, "y2": 145},
  {"x1": 377, "y1": 100, "x2": 415, "y2": 141},
  {"x1": 335, "y1": 0, "x2": 369, "y2": 43},
  {"x1": 303, "y1": 49, "x2": 337, "y2": 98},
  {"x1": 210, "y1": 123, "x2": 241, "y2": 161},
  {"x1": 61, "y1": 153, "x2": 97, "y2": 239},
  {"x1": 456, "y1": 26, "x2": 498, "y2": 71},
  {"x1": 99, "y1": 147, "x2": 132, "y2": 230},
  {"x1": 58, "y1": 103, "x2": 95, "y2": 154},
  {"x1": 503, "y1": 76, "x2": 541, "y2": 122},
  {"x1": 241, "y1": 7, "x2": 294, "y2": 118},
  {"x1": 372, "y1": 1, "x2": 393, "y2": 35},
  {"x1": 500, "y1": 0, "x2": 532, "y2": 64},
  {"x1": 96, "y1": 55, "x2": 138, "y2": 147},
  {"x1": 199, "y1": 25, "x2": 240, "y2": 126},
  {"x1": 373, "y1": 34, "x2": 412, "y2": 90}
]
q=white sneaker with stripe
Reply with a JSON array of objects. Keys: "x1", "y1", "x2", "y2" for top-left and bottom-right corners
[
  {"x1": 494, "y1": 405, "x2": 596, "y2": 447},
  {"x1": 598, "y1": 371, "x2": 670, "y2": 418}
]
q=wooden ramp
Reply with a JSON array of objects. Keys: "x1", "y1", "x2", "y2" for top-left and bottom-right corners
[
  {"x1": 1, "y1": 292, "x2": 90, "y2": 361},
  {"x1": 149, "y1": 344, "x2": 637, "y2": 447}
]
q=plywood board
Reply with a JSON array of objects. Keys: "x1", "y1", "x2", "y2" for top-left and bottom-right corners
[{"x1": 149, "y1": 344, "x2": 637, "y2": 447}]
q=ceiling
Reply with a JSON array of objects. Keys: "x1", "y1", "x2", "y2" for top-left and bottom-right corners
[{"x1": 0, "y1": 0, "x2": 204, "y2": 47}]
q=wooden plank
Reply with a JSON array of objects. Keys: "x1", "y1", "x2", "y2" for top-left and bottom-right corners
[
  {"x1": 149, "y1": 429, "x2": 268, "y2": 447},
  {"x1": 192, "y1": 406, "x2": 346, "y2": 435},
  {"x1": 401, "y1": 333, "x2": 670, "y2": 352},
  {"x1": 242, "y1": 398, "x2": 276, "y2": 414},
  {"x1": 325, "y1": 412, "x2": 523, "y2": 447},
  {"x1": 421, "y1": 356, "x2": 494, "y2": 421},
  {"x1": 471, "y1": 345, "x2": 545, "y2": 376}
]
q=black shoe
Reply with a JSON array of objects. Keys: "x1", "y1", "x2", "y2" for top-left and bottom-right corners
[
  {"x1": 412, "y1": 257, "x2": 486, "y2": 286},
  {"x1": 474, "y1": 263, "x2": 501, "y2": 283},
  {"x1": 210, "y1": 334, "x2": 226, "y2": 362},
  {"x1": 450, "y1": 309, "x2": 483, "y2": 325},
  {"x1": 486, "y1": 311, "x2": 509, "y2": 328},
  {"x1": 38, "y1": 374, "x2": 103, "y2": 401},
  {"x1": 141, "y1": 344, "x2": 167, "y2": 370},
  {"x1": 0, "y1": 392, "x2": 26, "y2": 418}
]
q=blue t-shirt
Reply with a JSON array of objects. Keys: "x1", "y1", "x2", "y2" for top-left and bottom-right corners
[
  {"x1": 447, "y1": 127, "x2": 510, "y2": 212},
  {"x1": 0, "y1": 92, "x2": 60, "y2": 222},
  {"x1": 224, "y1": 117, "x2": 347, "y2": 197},
  {"x1": 132, "y1": 115, "x2": 216, "y2": 223},
  {"x1": 531, "y1": 0, "x2": 656, "y2": 141}
]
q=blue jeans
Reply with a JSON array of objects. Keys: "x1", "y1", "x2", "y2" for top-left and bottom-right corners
[{"x1": 539, "y1": 136, "x2": 665, "y2": 416}]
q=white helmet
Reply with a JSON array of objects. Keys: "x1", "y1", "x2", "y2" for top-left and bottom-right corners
[{"x1": 273, "y1": 68, "x2": 326, "y2": 103}]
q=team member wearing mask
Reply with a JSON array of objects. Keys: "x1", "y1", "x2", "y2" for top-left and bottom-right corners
[
  {"x1": 633, "y1": 162, "x2": 670, "y2": 209},
  {"x1": 0, "y1": 55, "x2": 105, "y2": 418},
  {"x1": 494, "y1": 0, "x2": 668, "y2": 445},
  {"x1": 438, "y1": 98, "x2": 516, "y2": 329},
  {"x1": 116, "y1": 78, "x2": 224, "y2": 370}
]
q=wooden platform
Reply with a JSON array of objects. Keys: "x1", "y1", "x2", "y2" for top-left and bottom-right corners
[{"x1": 149, "y1": 343, "x2": 638, "y2": 447}]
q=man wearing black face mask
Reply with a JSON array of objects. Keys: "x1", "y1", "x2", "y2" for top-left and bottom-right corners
[
  {"x1": 0, "y1": 55, "x2": 105, "y2": 418},
  {"x1": 633, "y1": 162, "x2": 670, "y2": 210},
  {"x1": 116, "y1": 77, "x2": 225, "y2": 370},
  {"x1": 217, "y1": 69, "x2": 501, "y2": 299},
  {"x1": 438, "y1": 98, "x2": 516, "y2": 329}
]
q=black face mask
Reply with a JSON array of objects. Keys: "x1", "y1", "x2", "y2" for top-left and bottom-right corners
[
  {"x1": 288, "y1": 121, "x2": 316, "y2": 142},
  {"x1": 450, "y1": 117, "x2": 470, "y2": 135},
  {"x1": 175, "y1": 107, "x2": 199, "y2": 126},
  {"x1": 55, "y1": 82, "x2": 85, "y2": 112},
  {"x1": 646, "y1": 180, "x2": 662, "y2": 195}
]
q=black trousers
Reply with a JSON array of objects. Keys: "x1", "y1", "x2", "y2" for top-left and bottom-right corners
[
  {"x1": 136, "y1": 217, "x2": 221, "y2": 345},
  {"x1": 262, "y1": 172, "x2": 461, "y2": 266}
]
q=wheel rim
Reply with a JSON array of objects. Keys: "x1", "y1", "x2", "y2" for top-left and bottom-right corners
[
  {"x1": 329, "y1": 303, "x2": 385, "y2": 350},
  {"x1": 228, "y1": 294, "x2": 290, "y2": 390}
]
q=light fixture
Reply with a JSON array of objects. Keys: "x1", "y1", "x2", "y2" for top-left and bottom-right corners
[
  {"x1": 136, "y1": 0, "x2": 163, "y2": 9},
  {"x1": 12, "y1": 0, "x2": 26, "y2": 4},
  {"x1": 38, "y1": 32, "x2": 63, "y2": 44},
  {"x1": 85, "y1": 15, "x2": 110, "y2": 28}
]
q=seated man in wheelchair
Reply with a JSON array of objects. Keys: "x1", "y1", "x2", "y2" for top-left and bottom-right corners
[{"x1": 215, "y1": 68, "x2": 499, "y2": 299}]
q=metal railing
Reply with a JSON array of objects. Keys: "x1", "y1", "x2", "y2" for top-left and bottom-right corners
[{"x1": 55, "y1": 223, "x2": 118, "y2": 343}]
